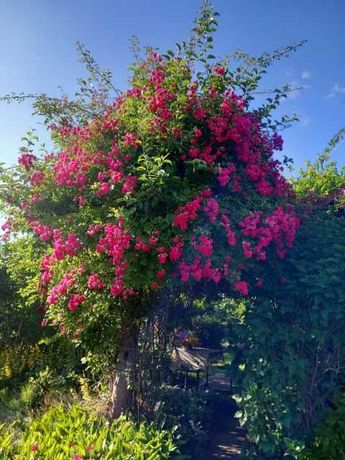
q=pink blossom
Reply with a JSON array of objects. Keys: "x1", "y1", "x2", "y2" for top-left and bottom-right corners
[
  {"x1": 86, "y1": 224, "x2": 103, "y2": 237},
  {"x1": 122, "y1": 175, "x2": 138, "y2": 194},
  {"x1": 68, "y1": 294, "x2": 85, "y2": 311},
  {"x1": 173, "y1": 194, "x2": 205, "y2": 230},
  {"x1": 204, "y1": 198, "x2": 219, "y2": 222},
  {"x1": 31, "y1": 222, "x2": 53, "y2": 242},
  {"x1": 67, "y1": 233, "x2": 82, "y2": 251},
  {"x1": 272, "y1": 133, "x2": 283, "y2": 151},
  {"x1": 88, "y1": 274, "x2": 104, "y2": 290},
  {"x1": 194, "y1": 235, "x2": 214, "y2": 257},
  {"x1": 110, "y1": 279, "x2": 125, "y2": 297},
  {"x1": 123, "y1": 133, "x2": 139, "y2": 147},
  {"x1": 158, "y1": 253, "x2": 168, "y2": 264},
  {"x1": 221, "y1": 215, "x2": 237, "y2": 246},
  {"x1": 30, "y1": 171, "x2": 45, "y2": 186},
  {"x1": 96, "y1": 182, "x2": 111, "y2": 197},
  {"x1": 74, "y1": 195, "x2": 86, "y2": 207},
  {"x1": 217, "y1": 164, "x2": 236, "y2": 187},
  {"x1": 155, "y1": 269, "x2": 166, "y2": 279},
  {"x1": 242, "y1": 241, "x2": 253, "y2": 259},
  {"x1": 169, "y1": 245, "x2": 183, "y2": 262},
  {"x1": 213, "y1": 65, "x2": 225, "y2": 76},
  {"x1": 18, "y1": 152, "x2": 37, "y2": 170},
  {"x1": 234, "y1": 280, "x2": 249, "y2": 296}
]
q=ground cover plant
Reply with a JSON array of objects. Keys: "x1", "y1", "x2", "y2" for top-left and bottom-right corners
[{"x1": 0, "y1": 404, "x2": 177, "y2": 459}]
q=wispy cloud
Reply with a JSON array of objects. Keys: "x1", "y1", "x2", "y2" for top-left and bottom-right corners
[
  {"x1": 282, "y1": 69, "x2": 312, "y2": 100},
  {"x1": 326, "y1": 83, "x2": 345, "y2": 99},
  {"x1": 299, "y1": 114, "x2": 311, "y2": 127},
  {"x1": 286, "y1": 80, "x2": 311, "y2": 100},
  {"x1": 301, "y1": 70, "x2": 312, "y2": 80}
]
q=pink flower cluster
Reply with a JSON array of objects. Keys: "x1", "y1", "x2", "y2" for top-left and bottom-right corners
[
  {"x1": 173, "y1": 197, "x2": 203, "y2": 230},
  {"x1": 173, "y1": 189, "x2": 212, "y2": 230},
  {"x1": 123, "y1": 133, "x2": 139, "y2": 147},
  {"x1": 47, "y1": 270, "x2": 77, "y2": 305},
  {"x1": 147, "y1": 69, "x2": 175, "y2": 121},
  {"x1": 53, "y1": 147, "x2": 90, "y2": 187},
  {"x1": 184, "y1": 86, "x2": 290, "y2": 199},
  {"x1": 213, "y1": 65, "x2": 226, "y2": 76},
  {"x1": 68, "y1": 293, "x2": 85, "y2": 311},
  {"x1": 96, "y1": 219, "x2": 131, "y2": 265},
  {"x1": 40, "y1": 254, "x2": 54, "y2": 284},
  {"x1": 31, "y1": 222, "x2": 53, "y2": 241},
  {"x1": 54, "y1": 124, "x2": 92, "y2": 142},
  {"x1": 1, "y1": 220, "x2": 12, "y2": 241},
  {"x1": 30, "y1": 171, "x2": 45, "y2": 186},
  {"x1": 18, "y1": 152, "x2": 37, "y2": 170},
  {"x1": 169, "y1": 240, "x2": 184, "y2": 262},
  {"x1": 52, "y1": 232, "x2": 83, "y2": 260},
  {"x1": 179, "y1": 257, "x2": 222, "y2": 283},
  {"x1": 96, "y1": 181, "x2": 111, "y2": 197},
  {"x1": 87, "y1": 273, "x2": 104, "y2": 290},
  {"x1": 234, "y1": 280, "x2": 249, "y2": 296},
  {"x1": 122, "y1": 175, "x2": 138, "y2": 194},
  {"x1": 96, "y1": 218, "x2": 134, "y2": 299},
  {"x1": 221, "y1": 215, "x2": 237, "y2": 247},
  {"x1": 238, "y1": 207, "x2": 301, "y2": 261},
  {"x1": 193, "y1": 235, "x2": 214, "y2": 257},
  {"x1": 217, "y1": 164, "x2": 236, "y2": 187},
  {"x1": 86, "y1": 224, "x2": 103, "y2": 237},
  {"x1": 204, "y1": 198, "x2": 219, "y2": 222}
]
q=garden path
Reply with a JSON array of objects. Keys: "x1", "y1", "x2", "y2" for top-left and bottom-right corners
[
  {"x1": 207, "y1": 370, "x2": 246, "y2": 458},
  {"x1": 208, "y1": 418, "x2": 246, "y2": 459}
]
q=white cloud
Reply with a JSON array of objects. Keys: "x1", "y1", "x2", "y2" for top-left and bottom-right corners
[
  {"x1": 299, "y1": 114, "x2": 311, "y2": 127},
  {"x1": 286, "y1": 81, "x2": 311, "y2": 100},
  {"x1": 301, "y1": 70, "x2": 312, "y2": 80},
  {"x1": 326, "y1": 83, "x2": 345, "y2": 99}
]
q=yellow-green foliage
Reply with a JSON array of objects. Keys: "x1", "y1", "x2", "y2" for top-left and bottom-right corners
[
  {"x1": 293, "y1": 127, "x2": 345, "y2": 207},
  {"x1": 0, "y1": 404, "x2": 177, "y2": 459}
]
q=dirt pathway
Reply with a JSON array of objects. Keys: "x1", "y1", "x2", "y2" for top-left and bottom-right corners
[
  {"x1": 208, "y1": 417, "x2": 246, "y2": 459},
  {"x1": 207, "y1": 371, "x2": 247, "y2": 458}
]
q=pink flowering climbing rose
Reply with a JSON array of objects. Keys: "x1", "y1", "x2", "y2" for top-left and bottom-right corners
[{"x1": 2, "y1": 50, "x2": 300, "y2": 336}]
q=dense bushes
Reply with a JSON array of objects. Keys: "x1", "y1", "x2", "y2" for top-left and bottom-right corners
[
  {"x1": 153, "y1": 385, "x2": 234, "y2": 459},
  {"x1": 233, "y1": 209, "x2": 345, "y2": 458},
  {"x1": 304, "y1": 393, "x2": 345, "y2": 459},
  {"x1": 0, "y1": 404, "x2": 177, "y2": 459}
]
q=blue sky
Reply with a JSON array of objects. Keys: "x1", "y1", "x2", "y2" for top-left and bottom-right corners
[{"x1": 0, "y1": 0, "x2": 344, "y2": 171}]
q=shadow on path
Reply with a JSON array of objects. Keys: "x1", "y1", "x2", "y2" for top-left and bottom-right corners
[
  {"x1": 208, "y1": 416, "x2": 246, "y2": 459},
  {"x1": 206, "y1": 378, "x2": 247, "y2": 459}
]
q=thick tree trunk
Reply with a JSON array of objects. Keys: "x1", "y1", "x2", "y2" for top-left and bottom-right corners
[{"x1": 109, "y1": 316, "x2": 138, "y2": 420}]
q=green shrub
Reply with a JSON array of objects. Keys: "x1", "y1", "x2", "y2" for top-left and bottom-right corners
[
  {"x1": 0, "y1": 404, "x2": 177, "y2": 459},
  {"x1": 233, "y1": 211, "x2": 345, "y2": 459},
  {"x1": 154, "y1": 386, "x2": 209, "y2": 458},
  {"x1": 303, "y1": 393, "x2": 345, "y2": 459},
  {"x1": 20, "y1": 367, "x2": 68, "y2": 410},
  {"x1": 153, "y1": 385, "x2": 234, "y2": 459}
]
